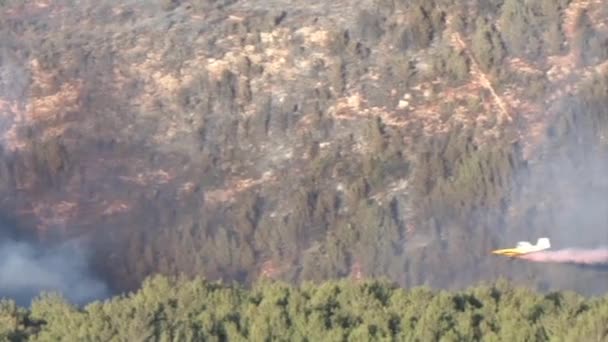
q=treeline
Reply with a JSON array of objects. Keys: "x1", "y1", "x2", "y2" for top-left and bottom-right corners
[{"x1": 1, "y1": 276, "x2": 608, "y2": 341}]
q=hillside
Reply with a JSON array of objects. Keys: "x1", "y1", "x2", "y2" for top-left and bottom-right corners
[{"x1": 0, "y1": 0, "x2": 607, "y2": 298}]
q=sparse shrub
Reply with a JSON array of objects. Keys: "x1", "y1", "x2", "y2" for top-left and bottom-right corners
[
  {"x1": 328, "y1": 59, "x2": 346, "y2": 96},
  {"x1": 450, "y1": 13, "x2": 467, "y2": 34},
  {"x1": 403, "y1": 6, "x2": 435, "y2": 50},
  {"x1": 500, "y1": 0, "x2": 571, "y2": 58},
  {"x1": 499, "y1": 0, "x2": 530, "y2": 55},
  {"x1": 432, "y1": 46, "x2": 470, "y2": 83},
  {"x1": 327, "y1": 30, "x2": 351, "y2": 56},
  {"x1": 383, "y1": 56, "x2": 416, "y2": 88},
  {"x1": 544, "y1": 22, "x2": 565, "y2": 55},
  {"x1": 355, "y1": 10, "x2": 385, "y2": 45},
  {"x1": 160, "y1": 0, "x2": 179, "y2": 11},
  {"x1": 471, "y1": 17, "x2": 506, "y2": 72},
  {"x1": 191, "y1": 0, "x2": 238, "y2": 11}
]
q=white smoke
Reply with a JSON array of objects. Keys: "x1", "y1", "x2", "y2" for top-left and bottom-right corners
[{"x1": 0, "y1": 237, "x2": 110, "y2": 306}]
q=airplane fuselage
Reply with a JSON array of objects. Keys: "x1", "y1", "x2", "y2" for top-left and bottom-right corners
[
  {"x1": 491, "y1": 249, "x2": 540, "y2": 257},
  {"x1": 491, "y1": 238, "x2": 551, "y2": 257}
]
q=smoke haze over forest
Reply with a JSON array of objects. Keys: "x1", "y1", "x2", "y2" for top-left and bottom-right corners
[{"x1": 0, "y1": 235, "x2": 109, "y2": 306}]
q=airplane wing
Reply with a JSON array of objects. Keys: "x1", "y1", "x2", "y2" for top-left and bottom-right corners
[{"x1": 491, "y1": 248, "x2": 529, "y2": 257}]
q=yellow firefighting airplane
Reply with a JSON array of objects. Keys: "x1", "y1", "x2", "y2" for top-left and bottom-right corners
[{"x1": 491, "y1": 238, "x2": 551, "y2": 257}]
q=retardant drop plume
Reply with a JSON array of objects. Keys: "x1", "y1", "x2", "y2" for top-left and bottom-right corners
[{"x1": 519, "y1": 248, "x2": 608, "y2": 266}]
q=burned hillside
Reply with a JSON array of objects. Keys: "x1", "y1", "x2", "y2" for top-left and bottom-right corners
[{"x1": 0, "y1": 0, "x2": 607, "y2": 296}]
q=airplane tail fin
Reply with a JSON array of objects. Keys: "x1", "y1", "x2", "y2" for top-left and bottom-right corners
[{"x1": 537, "y1": 237, "x2": 550, "y2": 249}]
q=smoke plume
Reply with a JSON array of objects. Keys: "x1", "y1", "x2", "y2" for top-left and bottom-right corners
[
  {"x1": 0, "y1": 237, "x2": 110, "y2": 307},
  {"x1": 520, "y1": 248, "x2": 608, "y2": 266}
]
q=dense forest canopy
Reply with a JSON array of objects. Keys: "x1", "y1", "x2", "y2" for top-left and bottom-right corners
[
  {"x1": 0, "y1": 0, "x2": 607, "y2": 324},
  {"x1": 2, "y1": 276, "x2": 608, "y2": 341}
]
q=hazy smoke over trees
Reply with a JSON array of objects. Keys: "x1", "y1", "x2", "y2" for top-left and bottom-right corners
[
  {"x1": 498, "y1": 75, "x2": 608, "y2": 294},
  {"x1": 0, "y1": 235, "x2": 110, "y2": 306}
]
